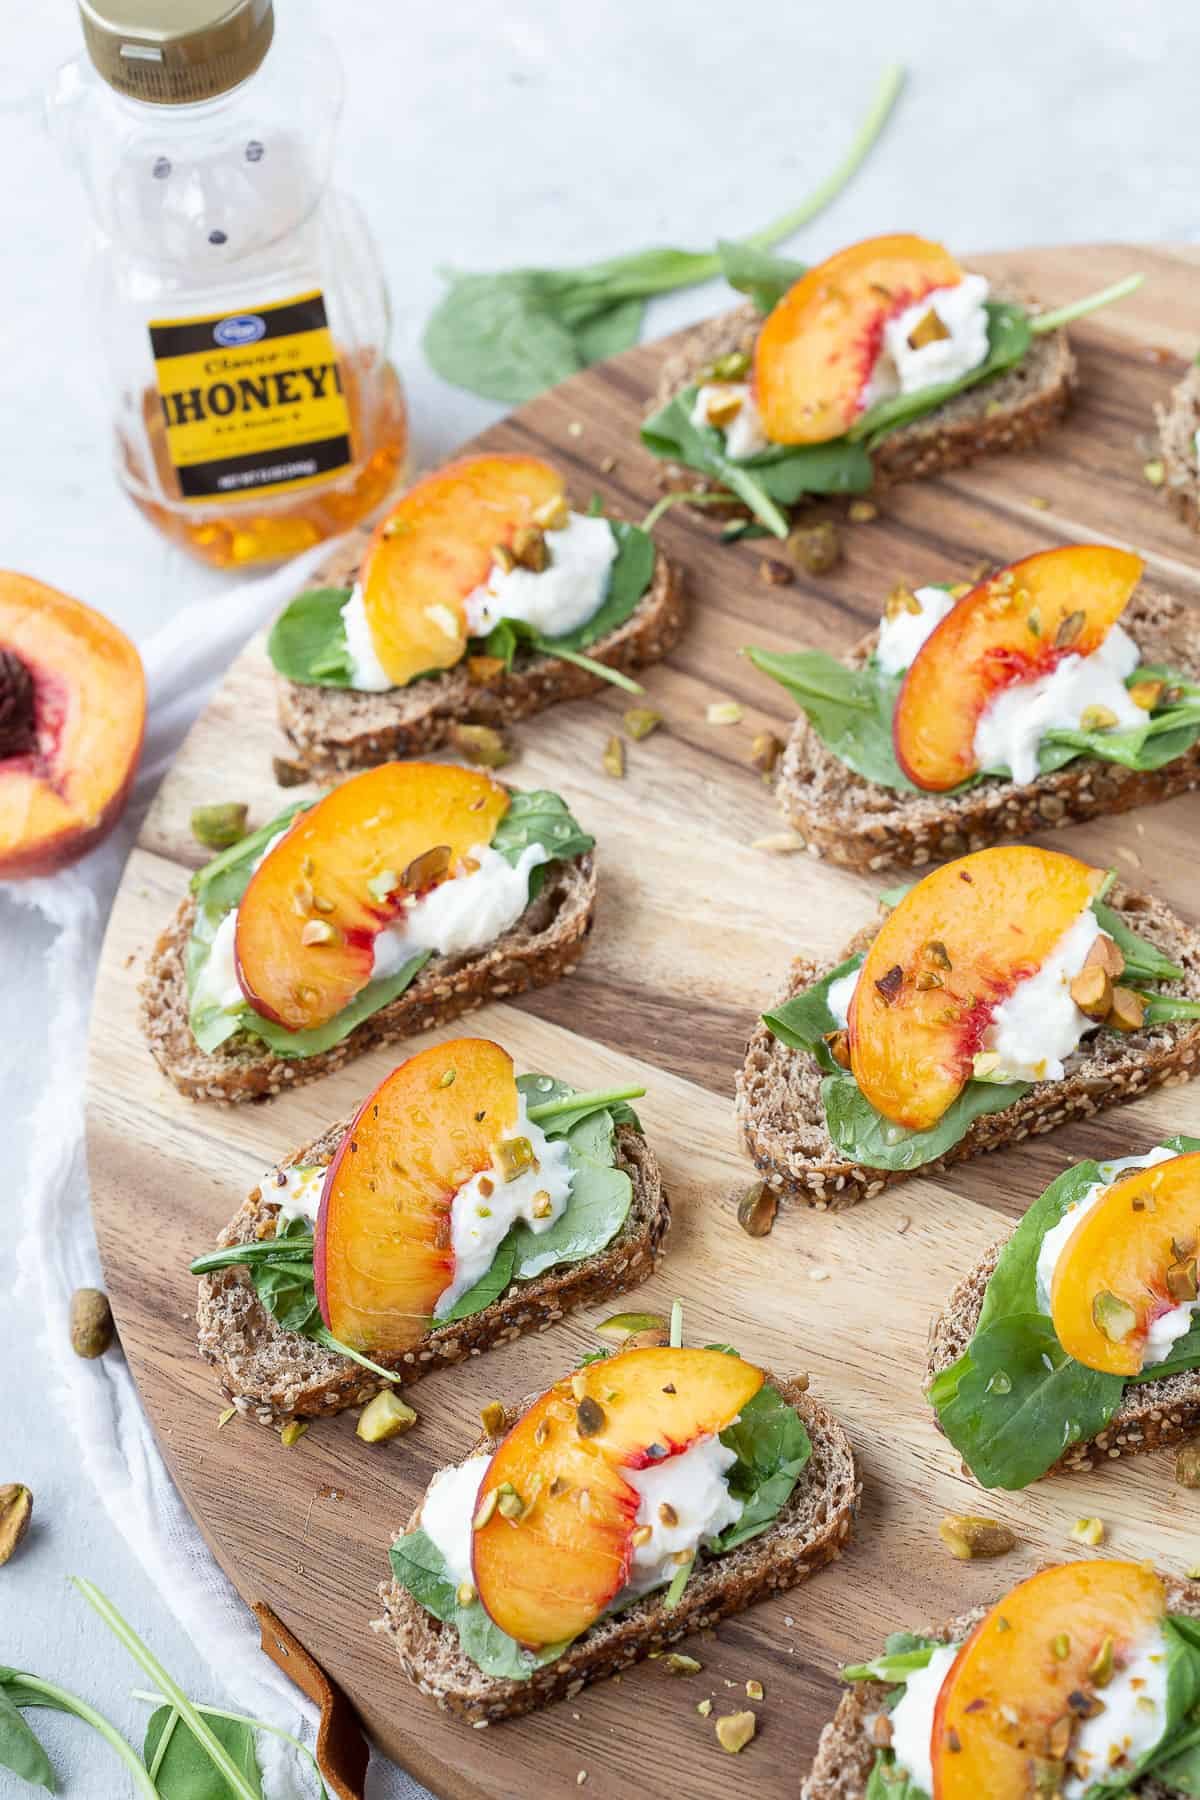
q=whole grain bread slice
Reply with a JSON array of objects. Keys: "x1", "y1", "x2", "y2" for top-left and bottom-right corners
[
  {"x1": 1156, "y1": 361, "x2": 1200, "y2": 533},
  {"x1": 274, "y1": 531, "x2": 685, "y2": 780},
  {"x1": 736, "y1": 882, "x2": 1200, "y2": 1210},
  {"x1": 648, "y1": 287, "x2": 1075, "y2": 509},
  {"x1": 373, "y1": 1379, "x2": 858, "y2": 1724},
  {"x1": 198, "y1": 1123, "x2": 669, "y2": 1425},
  {"x1": 140, "y1": 854, "x2": 596, "y2": 1104},
  {"x1": 928, "y1": 1232, "x2": 1200, "y2": 1480},
  {"x1": 801, "y1": 1576, "x2": 1200, "y2": 1800},
  {"x1": 774, "y1": 589, "x2": 1200, "y2": 873}
]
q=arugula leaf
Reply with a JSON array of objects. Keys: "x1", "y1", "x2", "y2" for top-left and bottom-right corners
[
  {"x1": 0, "y1": 1685, "x2": 55, "y2": 1792},
  {"x1": 848, "y1": 302, "x2": 1032, "y2": 447},
  {"x1": 265, "y1": 587, "x2": 354, "y2": 687},
  {"x1": 144, "y1": 1706, "x2": 263, "y2": 1798},
  {"x1": 715, "y1": 1383, "x2": 811, "y2": 1549},
  {"x1": 821, "y1": 1067, "x2": 1028, "y2": 1173},
  {"x1": 716, "y1": 239, "x2": 807, "y2": 314},
  {"x1": 388, "y1": 1530, "x2": 566, "y2": 1680},
  {"x1": 421, "y1": 67, "x2": 904, "y2": 402}
]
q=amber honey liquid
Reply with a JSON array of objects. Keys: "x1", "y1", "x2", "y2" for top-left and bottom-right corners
[{"x1": 121, "y1": 353, "x2": 407, "y2": 569}]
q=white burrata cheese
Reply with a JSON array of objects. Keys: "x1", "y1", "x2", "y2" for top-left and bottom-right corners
[
  {"x1": 875, "y1": 585, "x2": 958, "y2": 676},
  {"x1": 689, "y1": 382, "x2": 770, "y2": 460},
  {"x1": 418, "y1": 1453, "x2": 492, "y2": 1587},
  {"x1": 622, "y1": 1434, "x2": 743, "y2": 1594},
  {"x1": 433, "y1": 1096, "x2": 573, "y2": 1318},
  {"x1": 259, "y1": 1162, "x2": 326, "y2": 1227},
  {"x1": 982, "y1": 905, "x2": 1105, "y2": 1083},
  {"x1": 340, "y1": 583, "x2": 394, "y2": 691},
  {"x1": 827, "y1": 965, "x2": 860, "y2": 1031},
  {"x1": 1065, "y1": 1627, "x2": 1170, "y2": 1796},
  {"x1": 462, "y1": 512, "x2": 616, "y2": 639},
  {"x1": 886, "y1": 1643, "x2": 961, "y2": 1794},
  {"x1": 370, "y1": 841, "x2": 548, "y2": 977},
  {"x1": 862, "y1": 274, "x2": 991, "y2": 407},
  {"x1": 973, "y1": 622, "x2": 1143, "y2": 786}
]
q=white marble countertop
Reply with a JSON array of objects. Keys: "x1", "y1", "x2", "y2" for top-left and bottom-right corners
[{"x1": 3, "y1": 0, "x2": 1200, "y2": 1791}]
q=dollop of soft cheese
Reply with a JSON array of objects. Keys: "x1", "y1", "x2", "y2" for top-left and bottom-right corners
[
  {"x1": 886, "y1": 1643, "x2": 961, "y2": 1794},
  {"x1": 983, "y1": 905, "x2": 1104, "y2": 1083},
  {"x1": 418, "y1": 1453, "x2": 492, "y2": 1587},
  {"x1": 193, "y1": 909, "x2": 244, "y2": 1012},
  {"x1": 862, "y1": 274, "x2": 991, "y2": 407},
  {"x1": 826, "y1": 966, "x2": 860, "y2": 1031},
  {"x1": 462, "y1": 512, "x2": 617, "y2": 639},
  {"x1": 973, "y1": 622, "x2": 1143, "y2": 786},
  {"x1": 433, "y1": 1097, "x2": 573, "y2": 1318},
  {"x1": 1065, "y1": 1628, "x2": 1170, "y2": 1796},
  {"x1": 1035, "y1": 1145, "x2": 1176, "y2": 1315},
  {"x1": 371, "y1": 842, "x2": 549, "y2": 978},
  {"x1": 689, "y1": 383, "x2": 769, "y2": 460},
  {"x1": 622, "y1": 1434, "x2": 743, "y2": 1594},
  {"x1": 340, "y1": 584, "x2": 394, "y2": 692},
  {"x1": 260, "y1": 1162, "x2": 326, "y2": 1227},
  {"x1": 875, "y1": 586, "x2": 958, "y2": 676}
]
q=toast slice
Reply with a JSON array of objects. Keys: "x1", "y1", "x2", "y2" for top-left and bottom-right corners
[
  {"x1": 198, "y1": 1122, "x2": 668, "y2": 1425},
  {"x1": 648, "y1": 289, "x2": 1075, "y2": 510},
  {"x1": 737, "y1": 883, "x2": 1200, "y2": 1210},
  {"x1": 274, "y1": 529, "x2": 685, "y2": 781},
  {"x1": 373, "y1": 1379, "x2": 858, "y2": 1724},
  {"x1": 927, "y1": 1235, "x2": 1200, "y2": 1480},
  {"x1": 140, "y1": 853, "x2": 596, "y2": 1103},
  {"x1": 774, "y1": 588, "x2": 1200, "y2": 873},
  {"x1": 1156, "y1": 361, "x2": 1200, "y2": 532},
  {"x1": 801, "y1": 1576, "x2": 1199, "y2": 1800}
]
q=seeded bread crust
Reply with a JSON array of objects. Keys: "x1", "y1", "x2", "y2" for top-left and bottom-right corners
[
  {"x1": 139, "y1": 854, "x2": 596, "y2": 1104},
  {"x1": 928, "y1": 1236, "x2": 1200, "y2": 1479},
  {"x1": 274, "y1": 532, "x2": 685, "y2": 780},
  {"x1": 736, "y1": 883, "x2": 1200, "y2": 1210},
  {"x1": 197, "y1": 1124, "x2": 669, "y2": 1426},
  {"x1": 648, "y1": 289, "x2": 1076, "y2": 508},
  {"x1": 1156, "y1": 362, "x2": 1200, "y2": 533},
  {"x1": 372, "y1": 1380, "x2": 858, "y2": 1725},
  {"x1": 775, "y1": 588, "x2": 1200, "y2": 873},
  {"x1": 800, "y1": 1577, "x2": 1200, "y2": 1800}
]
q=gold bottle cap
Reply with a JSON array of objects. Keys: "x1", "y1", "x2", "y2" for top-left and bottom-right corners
[{"x1": 78, "y1": 0, "x2": 274, "y2": 106}]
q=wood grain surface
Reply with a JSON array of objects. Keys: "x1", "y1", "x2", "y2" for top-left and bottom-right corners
[{"x1": 87, "y1": 245, "x2": 1200, "y2": 1800}]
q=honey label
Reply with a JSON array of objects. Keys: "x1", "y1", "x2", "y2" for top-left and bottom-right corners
[{"x1": 148, "y1": 290, "x2": 352, "y2": 502}]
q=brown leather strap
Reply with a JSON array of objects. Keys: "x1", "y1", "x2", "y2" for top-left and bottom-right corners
[{"x1": 253, "y1": 1602, "x2": 369, "y2": 1800}]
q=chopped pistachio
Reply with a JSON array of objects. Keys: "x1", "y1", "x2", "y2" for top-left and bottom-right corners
[
  {"x1": 1069, "y1": 963, "x2": 1113, "y2": 1020},
  {"x1": 1087, "y1": 1635, "x2": 1114, "y2": 1687},
  {"x1": 788, "y1": 520, "x2": 841, "y2": 575},
  {"x1": 715, "y1": 1710, "x2": 757, "y2": 1753},
  {"x1": 191, "y1": 802, "x2": 248, "y2": 850},
  {"x1": 758, "y1": 557, "x2": 794, "y2": 587},
  {"x1": 697, "y1": 1698, "x2": 713, "y2": 1717},
  {"x1": 847, "y1": 500, "x2": 877, "y2": 523},
  {"x1": 218, "y1": 1407, "x2": 236, "y2": 1428},
  {"x1": 938, "y1": 1514, "x2": 1017, "y2": 1560},
  {"x1": 466, "y1": 653, "x2": 506, "y2": 686},
  {"x1": 473, "y1": 1490, "x2": 499, "y2": 1530},
  {"x1": 751, "y1": 731, "x2": 783, "y2": 774},
  {"x1": 736, "y1": 1180, "x2": 778, "y2": 1238},
  {"x1": 300, "y1": 919, "x2": 336, "y2": 947},
  {"x1": 601, "y1": 733, "x2": 625, "y2": 779},
  {"x1": 0, "y1": 1486, "x2": 33, "y2": 1568},
  {"x1": 1144, "y1": 458, "x2": 1166, "y2": 487},
  {"x1": 280, "y1": 1421, "x2": 308, "y2": 1448},
  {"x1": 706, "y1": 700, "x2": 744, "y2": 726},
  {"x1": 456, "y1": 1581, "x2": 477, "y2": 1608},
  {"x1": 596, "y1": 1311, "x2": 669, "y2": 1344},
  {"x1": 356, "y1": 1391, "x2": 417, "y2": 1443},
  {"x1": 366, "y1": 869, "x2": 398, "y2": 903},
  {"x1": 532, "y1": 493, "x2": 570, "y2": 532},
  {"x1": 745, "y1": 1678, "x2": 765, "y2": 1701},
  {"x1": 480, "y1": 1401, "x2": 507, "y2": 1438},
  {"x1": 1080, "y1": 703, "x2": 1119, "y2": 732},
  {"x1": 497, "y1": 1489, "x2": 525, "y2": 1520},
  {"x1": 623, "y1": 707, "x2": 663, "y2": 741},
  {"x1": 1108, "y1": 986, "x2": 1146, "y2": 1032},
  {"x1": 511, "y1": 525, "x2": 549, "y2": 572},
  {"x1": 497, "y1": 1136, "x2": 536, "y2": 1183},
  {"x1": 1070, "y1": 1516, "x2": 1105, "y2": 1547},
  {"x1": 450, "y1": 723, "x2": 511, "y2": 769},
  {"x1": 1052, "y1": 1632, "x2": 1071, "y2": 1660},
  {"x1": 1129, "y1": 678, "x2": 1166, "y2": 711},
  {"x1": 1093, "y1": 1290, "x2": 1137, "y2": 1342},
  {"x1": 1055, "y1": 609, "x2": 1086, "y2": 649},
  {"x1": 663, "y1": 1653, "x2": 702, "y2": 1675},
  {"x1": 908, "y1": 308, "x2": 950, "y2": 350}
]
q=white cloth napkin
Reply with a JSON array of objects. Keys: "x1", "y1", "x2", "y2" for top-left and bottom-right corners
[{"x1": 9, "y1": 546, "x2": 428, "y2": 1800}]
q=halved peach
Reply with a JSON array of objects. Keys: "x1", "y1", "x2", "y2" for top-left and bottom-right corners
[
  {"x1": 848, "y1": 846, "x2": 1105, "y2": 1131},
  {"x1": 0, "y1": 572, "x2": 145, "y2": 878},
  {"x1": 1050, "y1": 1151, "x2": 1200, "y2": 1376},
  {"x1": 752, "y1": 235, "x2": 965, "y2": 445},
  {"x1": 359, "y1": 455, "x2": 566, "y2": 687},
  {"x1": 472, "y1": 1348, "x2": 763, "y2": 1647},
  {"x1": 313, "y1": 1037, "x2": 518, "y2": 1354},
  {"x1": 931, "y1": 1561, "x2": 1166, "y2": 1798},
  {"x1": 235, "y1": 762, "x2": 509, "y2": 1033},
  {"x1": 894, "y1": 546, "x2": 1145, "y2": 791}
]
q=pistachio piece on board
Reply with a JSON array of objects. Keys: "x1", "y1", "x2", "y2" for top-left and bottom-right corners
[{"x1": 70, "y1": 1287, "x2": 114, "y2": 1359}]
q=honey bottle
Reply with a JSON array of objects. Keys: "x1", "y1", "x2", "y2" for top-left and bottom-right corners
[{"x1": 51, "y1": 0, "x2": 407, "y2": 568}]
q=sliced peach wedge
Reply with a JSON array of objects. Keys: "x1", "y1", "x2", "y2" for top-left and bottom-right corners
[
  {"x1": 472, "y1": 1348, "x2": 763, "y2": 1647},
  {"x1": 313, "y1": 1038, "x2": 518, "y2": 1357},
  {"x1": 234, "y1": 762, "x2": 509, "y2": 1033},
  {"x1": 931, "y1": 1561, "x2": 1166, "y2": 1798},
  {"x1": 359, "y1": 454, "x2": 566, "y2": 687},
  {"x1": 0, "y1": 572, "x2": 145, "y2": 878},
  {"x1": 1050, "y1": 1151, "x2": 1200, "y2": 1376},
  {"x1": 894, "y1": 545, "x2": 1145, "y2": 791},
  {"x1": 848, "y1": 846, "x2": 1105, "y2": 1131},
  {"x1": 753, "y1": 234, "x2": 966, "y2": 445}
]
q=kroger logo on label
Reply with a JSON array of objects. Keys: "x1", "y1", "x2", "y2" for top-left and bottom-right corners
[{"x1": 213, "y1": 314, "x2": 266, "y2": 348}]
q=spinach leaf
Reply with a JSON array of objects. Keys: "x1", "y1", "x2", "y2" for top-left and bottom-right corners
[
  {"x1": 821, "y1": 1067, "x2": 1028, "y2": 1173},
  {"x1": 1093, "y1": 900, "x2": 1186, "y2": 983},
  {"x1": 744, "y1": 648, "x2": 918, "y2": 790},
  {"x1": 866, "y1": 1755, "x2": 928, "y2": 1799},
  {"x1": 716, "y1": 239, "x2": 807, "y2": 314},
  {"x1": 190, "y1": 801, "x2": 312, "y2": 905},
  {"x1": 848, "y1": 302, "x2": 1032, "y2": 447},
  {"x1": 144, "y1": 1706, "x2": 263, "y2": 1798},
  {"x1": 266, "y1": 587, "x2": 354, "y2": 687},
  {"x1": 490, "y1": 789, "x2": 595, "y2": 892},
  {"x1": 0, "y1": 1685, "x2": 55, "y2": 1792},
  {"x1": 714, "y1": 1382, "x2": 811, "y2": 1550},
  {"x1": 536, "y1": 520, "x2": 655, "y2": 654},
  {"x1": 435, "y1": 1240, "x2": 518, "y2": 1325},
  {"x1": 251, "y1": 1256, "x2": 322, "y2": 1336},
  {"x1": 1128, "y1": 1614, "x2": 1200, "y2": 1793},
  {"x1": 234, "y1": 955, "x2": 433, "y2": 1060},
  {"x1": 761, "y1": 953, "x2": 862, "y2": 1067},
  {"x1": 509, "y1": 1143, "x2": 631, "y2": 1280},
  {"x1": 388, "y1": 1530, "x2": 565, "y2": 1680},
  {"x1": 421, "y1": 67, "x2": 904, "y2": 402}
]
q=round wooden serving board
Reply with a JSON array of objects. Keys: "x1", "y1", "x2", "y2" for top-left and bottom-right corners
[{"x1": 89, "y1": 245, "x2": 1200, "y2": 1800}]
